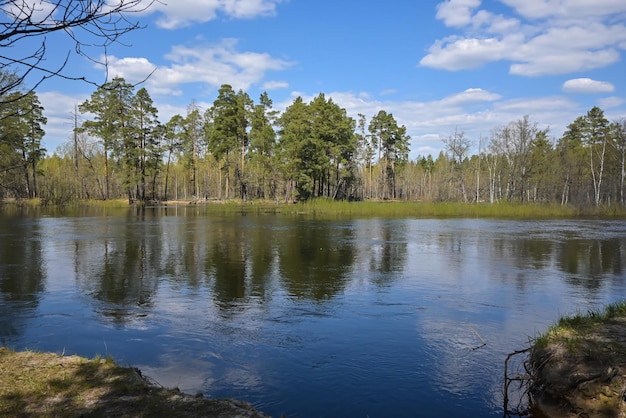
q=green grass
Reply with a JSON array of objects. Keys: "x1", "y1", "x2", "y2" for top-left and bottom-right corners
[
  {"x1": 4, "y1": 197, "x2": 626, "y2": 219},
  {"x1": 0, "y1": 347, "x2": 266, "y2": 417},
  {"x1": 287, "y1": 199, "x2": 585, "y2": 219},
  {"x1": 533, "y1": 300, "x2": 626, "y2": 349}
]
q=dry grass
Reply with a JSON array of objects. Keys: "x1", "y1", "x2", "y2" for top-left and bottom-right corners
[{"x1": 0, "y1": 347, "x2": 268, "y2": 418}]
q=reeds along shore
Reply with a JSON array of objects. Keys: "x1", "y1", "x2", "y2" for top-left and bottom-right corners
[{"x1": 3, "y1": 197, "x2": 626, "y2": 218}]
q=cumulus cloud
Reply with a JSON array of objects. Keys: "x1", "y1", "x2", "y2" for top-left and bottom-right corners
[
  {"x1": 262, "y1": 80, "x2": 289, "y2": 90},
  {"x1": 422, "y1": 0, "x2": 626, "y2": 76},
  {"x1": 420, "y1": 35, "x2": 522, "y2": 70},
  {"x1": 145, "y1": 0, "x2": 285, "y2": 29},
  {"x1": 562, "y1": 78, "x2": 615, "y2": 94},
  {"x1": 598, "y1": 97, "x2": 625, "y2": 108},
  {"x1": 38, "y1": 91, "x2": 90, "y2": 152},
  {"x1": 439, "y1": 88, "x2": 502, "y2": 105},
  {"x1": 103, "y1": 39, "x2": 295, "y2": 96},
  {"x1": 436, "y1": 0, "x2": 481, "y2": 27},
  {"x1": 499, "y1": 0, "x2": 626, "y2": 20}
]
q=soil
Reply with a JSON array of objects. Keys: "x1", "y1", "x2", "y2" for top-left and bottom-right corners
[
  {"x1": 0, "y1": 347, "x2": 270, "y2": 418},
  {"x1": 529, "y1": 317, "x2": 626, "y2": 417}
]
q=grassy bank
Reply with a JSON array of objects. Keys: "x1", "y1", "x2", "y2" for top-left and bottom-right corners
[
  {"x1": 290, "y1": 200, "x2": 580, "y2": 218},
  {"x1": 4, "y1": 197, "x2": 626, "y2": 218},
  {"x1": 528, "y1": 301, "x2": 626, "y2": 417},
  {"x1": 0, "y1": 347, "x2": 268, "y2": 418},
  {"x1": 533, "y1": 301, "x2": 626, "y2": 350}
]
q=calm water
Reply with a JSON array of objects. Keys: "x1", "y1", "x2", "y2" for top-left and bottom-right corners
[{"x1": 1, "y1": 207, "x2": 625, "y2": 417}]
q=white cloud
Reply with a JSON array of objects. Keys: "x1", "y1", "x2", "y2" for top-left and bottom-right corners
[
  {"x1": 146, "y1": 0, "x2": 285, "y2": 29},
  {"x1": 436, "y1": 0, "x2": 481, "y2": 27},
  {"x1": 420, "y1": 35, "x2": 522, "y2": 70},
  {"x1": 38, "y1": 91, "x2": 90, "y2": 152},
  {"x1": 499, "y1": 0, "x2": 626, "y2": 20},
  {"x1": 439, "y1": 88, "x2": 501, "y2": 105},
  {"x1": 510, "y1": 49, "x2": 620, "y2": 76},
  {"x1": 562, "y1": 78, "x2": 615, "y2": 94},
  {"x1": 105, "y1": 56, "x2": 158, "y2": 85},
  {"x1": 598, "y1": 96, "x2": 625, "y2": 108},
  {"x1": 422, "y1": 0, "x2": 626, "y2": 76},
  {"x1": 262, "y1": 80, "x2": 289, "y2": 90},
  {"x1": 103, "y1": 39, "x2": 295, "y2": 96}
]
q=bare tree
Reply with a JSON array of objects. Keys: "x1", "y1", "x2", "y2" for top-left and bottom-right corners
[
  {"x1": 489, "y1": 116, "x2": 538, "y2": 202},
  {"x1": 442, "y1": 128, "x2": 472, "y2": 202},
  {"x1": 0, "y1": 0, "x2": 156, "y2": 101},
  {"x1": 613, "y1": 119, "x2": 626, "y2": 206}
]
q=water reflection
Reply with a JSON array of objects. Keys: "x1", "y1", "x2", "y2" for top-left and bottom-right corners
[
  {"x1": 0, "y1": 217, "x2": 45, "y2": 339},
  {"x1": 279, "y1": 220, "x2": 355, "y2": 300},
  {"x1": 1, "y1": 210, "x2": 626, "y2": 417}
]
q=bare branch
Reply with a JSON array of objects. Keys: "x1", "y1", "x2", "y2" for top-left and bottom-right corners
[{"x1": 0, "y1": 0, "x2": 159, "y2": 103}]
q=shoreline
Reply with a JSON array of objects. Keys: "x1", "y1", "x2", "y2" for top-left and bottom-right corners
[
  {"x1": 0, "y1": 347, "x2": 270, "y2": 418},
  {"x1": 527, "y1": 301, "x2": 626, "y2": 417}
]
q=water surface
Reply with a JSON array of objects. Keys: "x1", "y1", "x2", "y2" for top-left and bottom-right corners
[{"x1": 1, "y1": 207, "x2": 625, "y2": 417}]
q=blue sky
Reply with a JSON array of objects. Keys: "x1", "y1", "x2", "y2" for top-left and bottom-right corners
[{"x1": 25, "y1": 0, "x2": 626, "y2": 158}]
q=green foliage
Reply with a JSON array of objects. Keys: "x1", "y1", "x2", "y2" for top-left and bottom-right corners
[
  {"x1": 0, "y1": 90, "x2": 47, "y2": 198},
  {"x1": 3, "y1": 74, "x2": 626, "y2": 211}
]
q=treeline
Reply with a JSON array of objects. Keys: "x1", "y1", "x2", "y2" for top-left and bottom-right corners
[{"x1": 1, "y1": 73, "x2": 625, "y2": 207}]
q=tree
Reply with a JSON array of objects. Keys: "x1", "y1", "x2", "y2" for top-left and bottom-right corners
[
  {"x1": 368, "y1": 111, "x2": 410, "y2": 199},
  {"x1": 356, "y1": 113, "x2": 374, "y2": 199},
  {"x1": 162, "y1": 114, "x2": 185, "y2": 201},
  {"x1": 79, "y1": 76, "x2": 134, "y2": 200},
  {"x1": 583, "y1": 107, "x2": 610, "y2": 206},
  {"x1": 558, "y1": 116, "x2": 587, "y2": 205},
  {"x1": 308, "y1": 94, "x2": 356, "y2": 199},
  {"x1": 489, "y1": 116, "x2": 539, "y2": 202},
  {"x1": 276, "y1": 96, "x2": 311, "y2": 201},
  {"x1": 128, "y1": 87, "x2": 159, "y2": 202},
  {"x1": 0, "y1": 0, "x2": 156, "y2": 102},
  {"x1": 613, "y1": 119, "x2": 626, "y2": 205},
  {"x1": 248, "y1": 91, "x2": 277, "y2": 199},
  {"x1": 0, "y1": 90, "x2": 46, "y2": 197},
  {"x1": 527, "y1": 130, "x2": 554, "y2": 202},
  {"x1": 442, "y1": 128, "x2": 471, "y2": 202},
  {"x1": 183, "y1": 102, "x2": 203, "y2": 199},
  {"x1": 208, "y1": 85, "x2": 252, "y2": 199}
]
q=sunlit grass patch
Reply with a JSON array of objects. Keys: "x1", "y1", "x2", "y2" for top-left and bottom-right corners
[
  {"x1": 533, "y1": 300, "x2": 626, "y2": 350},
  {"x1": 288, "y1": 199, "x2": 583, "y2": 219},
  {"x1": 0, "y1": 347, "x2": 267, "y2": 417}
]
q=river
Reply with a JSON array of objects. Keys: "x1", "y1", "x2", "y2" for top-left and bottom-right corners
[{"x1": 1, "y1": 206, "x2": 625, "y2": 417}]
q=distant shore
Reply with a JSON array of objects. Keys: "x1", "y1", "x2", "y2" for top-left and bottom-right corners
[
  {"x1": 0, "y1": 347, "x2": 269, "y2": 418},
  {"x1": 3, "y1": 197, "x2": 626, "y2": 219}
]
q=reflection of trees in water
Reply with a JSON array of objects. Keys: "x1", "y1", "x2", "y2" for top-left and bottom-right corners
[
  {"x1": 75, "y1": 213, "x2": 161, "y2": 325},
  {"x1": 0, "y1": 218, "x2": 45, "y2": 338},
  {"x1": 367, "y1": 221, "x2": 407, "y2": 287},
  {"x1": 206, "y1": 219, "x2": 248, "y2": 305},
  {"x1": 559, "y1": 239, "x2": 625, "y2": 290},
  {"x1": 490, "y1": 235, "x2": 625, "y2": 292},
  {"x1": 278, "y1": 221, "x2": 355, "y2": 300}
]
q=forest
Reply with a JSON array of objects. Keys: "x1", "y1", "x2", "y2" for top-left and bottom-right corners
[{"x1": 1, "y1": 73, "x2": 625, "y2": 208}]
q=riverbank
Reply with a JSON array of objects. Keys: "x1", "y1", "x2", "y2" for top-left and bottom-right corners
[
  {"x1": 0, "y1": 347, "x2": 269, "y2": 418},
  {"x1": 4, "y1": 197, "x2": 626, "y2": 219},
  {"x1": 529, "y1": 301, "x2": 626, "y2": 417}
]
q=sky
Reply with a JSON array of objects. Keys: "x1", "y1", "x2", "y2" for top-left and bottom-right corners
[{"x1": 16, "y1": 0, "x2": 626, "y2": 158}]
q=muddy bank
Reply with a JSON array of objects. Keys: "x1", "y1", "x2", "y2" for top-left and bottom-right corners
[
  {"x1": 529, "y1": 310, "x2": 626, "y2": 417},
  {"x1": 0, "y1": 347, "x2": 270, "y2": 418}
]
